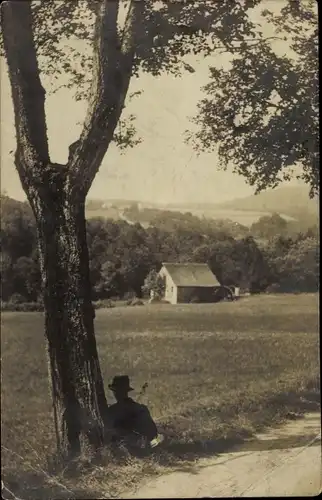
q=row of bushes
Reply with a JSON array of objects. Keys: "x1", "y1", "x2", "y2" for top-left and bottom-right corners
[
  {"x1": 93, "y1": 297, "x2": 145, "y2": 308},
  {"x1": 1, "y1": 301, "x2": 44, "y2": 312},
  {"x1": 1, "y1": 297, "x2": 146, "y2": 312}
]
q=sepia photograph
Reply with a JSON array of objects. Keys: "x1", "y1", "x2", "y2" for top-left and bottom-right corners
[{"x1": 0, "y1": 0, "x2": 320, "y2": 498}]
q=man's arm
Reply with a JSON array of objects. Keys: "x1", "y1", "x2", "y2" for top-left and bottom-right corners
[{"x1": 135, "y1": 404, "x2": 158, "y2": 441}]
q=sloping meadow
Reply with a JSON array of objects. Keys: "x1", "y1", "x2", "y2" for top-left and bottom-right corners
[{"x1": 1, "y1": 294, "x2": 319, "y2": 498}]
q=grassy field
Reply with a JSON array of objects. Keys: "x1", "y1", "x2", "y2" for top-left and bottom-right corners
[
  {"x1": 84, "y1": 206, "x2": 292, "y2": 226},
  {"x1": 1, "y1": 294, "x2": 320, "y2": 498},
  {"x1": 85, "y1": 206, "x2": 121, "y2": 220}
]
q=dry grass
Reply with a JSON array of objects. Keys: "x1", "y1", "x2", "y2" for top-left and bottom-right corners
[{"x1": 1, "y1": 293, "x2": 320, "y2": 498}]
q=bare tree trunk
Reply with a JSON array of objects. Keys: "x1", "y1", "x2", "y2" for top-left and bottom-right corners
[{"x1": 30, "y1": 186, "x2": 107, "y2": 456}]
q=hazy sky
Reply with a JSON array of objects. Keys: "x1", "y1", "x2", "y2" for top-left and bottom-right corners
[{"x1": 0, "y1": 1, "x2": 306, "y2": 204}]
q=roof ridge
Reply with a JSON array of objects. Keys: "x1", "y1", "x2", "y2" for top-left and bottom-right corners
[
  {"x1": 160, "y1": 262, "x2": 220, "y2": 287},
  {"x1": 162, "y1": 262, "x2": 209, "y2": 266}
]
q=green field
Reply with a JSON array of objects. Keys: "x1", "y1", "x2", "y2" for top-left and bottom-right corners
[{"x1": 1, "y1": 294, "x2": 320, "y2": 498}]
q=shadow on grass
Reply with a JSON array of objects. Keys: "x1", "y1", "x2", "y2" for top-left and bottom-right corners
[
  {"x1": 3, "y1": 389, "x2": 320, "y2": 498},
  {"x1": 151, "y1": 389, "x2": 321, "y2": 467},
  {"x1": 107, "y1": 389, "x2": 321, "y2": 468}
]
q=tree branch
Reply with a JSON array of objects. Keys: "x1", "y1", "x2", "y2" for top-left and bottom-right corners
[
  {"x1": 68, "y1": 0, "x2": 143, "y2": 197},
  {"x1": 207, "y1": 36, "x2": 289, "y2": 54},
  {"x1": 1, "y1": 2, "x2": 50, "y2": 185}
]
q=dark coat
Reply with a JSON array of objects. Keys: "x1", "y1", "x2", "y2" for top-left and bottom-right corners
[{"x1": 106, "y1": 397, "x2": 158, "y2": 442}]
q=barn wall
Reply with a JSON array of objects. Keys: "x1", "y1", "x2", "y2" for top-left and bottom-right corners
[
  {"x1": 171, "y1": 285, "x2": 178, "y2": 304},
  {"x1": 177, "y1": 286, "x2": 220, "y2": 303},
  {"x1": 159, "y1": 268, "x2": 177, "y2": 304}
]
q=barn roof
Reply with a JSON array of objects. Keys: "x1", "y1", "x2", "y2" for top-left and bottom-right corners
[{"x1": 161, "y1": 263, "x2": 220, "y2": 287}]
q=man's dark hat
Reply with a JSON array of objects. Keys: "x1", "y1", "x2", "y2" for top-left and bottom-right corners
[{"x1": 108, "y1": 375, "x2": 134, "y2": 392}]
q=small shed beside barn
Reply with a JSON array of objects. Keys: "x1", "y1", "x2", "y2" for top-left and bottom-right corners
[{"x1": 158, "y1": 262, "x2": 222, "y2": 304}]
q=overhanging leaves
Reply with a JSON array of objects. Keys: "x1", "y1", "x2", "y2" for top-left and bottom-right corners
[{"x1": 187, "y1": 0, "x2": 318, "y2": 197}]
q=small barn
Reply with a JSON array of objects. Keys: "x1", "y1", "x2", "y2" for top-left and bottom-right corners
[{"x1": 158, "y1": 262, "x2": 222, "y2": 304}]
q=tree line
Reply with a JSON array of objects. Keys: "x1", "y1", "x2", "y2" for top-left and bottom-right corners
[{"x1": 1, "y1": 195, "x2": 319, "y2": 306}]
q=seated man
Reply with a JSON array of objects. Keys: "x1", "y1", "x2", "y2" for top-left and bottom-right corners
[{"x1": 105, "y1": 375, "x2": 162, "y2": 448}]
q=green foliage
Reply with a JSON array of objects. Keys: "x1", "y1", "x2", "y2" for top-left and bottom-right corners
[
  {"x1": 267, "y1": 236, "x2": 319, "y2": 293},
  {"x1": 251, "y1": 213, "x2": 288, "y2": 240},
  {"x1": 198, "y1": 236, "x2": 270, "y2": 293},
  {"x1": 0, "y1": 196, "x2": 36, "y2": 260},
  {"x1": 1, "y1": 195, "x2": 319, "y2": 305},
  {"x1": 0, "y1": 196, "x2": 40, "y2": 302},
  {"x1": 22, "y1": 1, "x2": 260, "y2": 94},
  {"x1": 188, "y1": 0, "x2": 318, "y2": 197},
  {"x1": 142, "y1": 269, "x2": 165, "y2": 298},
  {"x1": 1, "y1": 300, "x2": 43, "y2": 312}
]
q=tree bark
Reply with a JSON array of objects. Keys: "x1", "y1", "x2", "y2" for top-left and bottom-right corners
[
  {"x1": 1, "y1": 2, "x2": 111, "y2": 457},
  {"x1": 32, "y1": 186, "x2": 107, "y2": 456}
]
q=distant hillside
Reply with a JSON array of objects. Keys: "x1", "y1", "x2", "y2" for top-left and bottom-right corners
[
  {"x1": 2, "y1": 185, "x2": 318, "y2": 230},
  {"x1": 215, "y1": 186, "x2": 318, "y2": 219}
]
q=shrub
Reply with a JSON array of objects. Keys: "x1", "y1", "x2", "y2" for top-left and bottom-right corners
[
  {"x1": 93, "y1": 299, "x2": 115, "y2": 309},
  {"x1": 142, "y1": 270, "x2": 166, "y2": 299},
  {"x1": 127, "y1": 298, "x2": 144, "y2": 306},
  {"x1": 9, "y1": 293, "x2": 27, "y2": 304},
  {"x1": 1, "y1": 301, "x2": 44, "y2": 312},
  {"x1": 266, "y1": 283, "x2": 283, "y2": 293},
  {"x1": 1, "y1": 301, "x2": 12, "y2": 312},
  {"x1": 21, "y1": 302, "x2": 44, "y2": 312}
]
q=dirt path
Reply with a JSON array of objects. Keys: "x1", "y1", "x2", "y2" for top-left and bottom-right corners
[{"x1": 122, "y1": 412, "x2": 321, "y2": 498}]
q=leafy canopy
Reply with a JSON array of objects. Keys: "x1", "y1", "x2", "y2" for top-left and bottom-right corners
[
  {"x1": 187, "y1": 0, "x2": 318, "y2": 197},
  {"x1": 29, "y1": 0, "x2": 260, "y2": 92},
  {"x1": 1, "y1": 0, "x2": 260, "y2": 150}
]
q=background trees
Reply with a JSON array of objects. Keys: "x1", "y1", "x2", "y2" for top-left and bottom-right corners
[
  {"x1": 265, "y1": 235, "x2": 319, "y2": 293},
  {"x1": 1, "y1": 195, "x2": 319, "y2": 303},
  {"x1": 251, "y1": 213, "x2": 288, "y2": 240}
]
